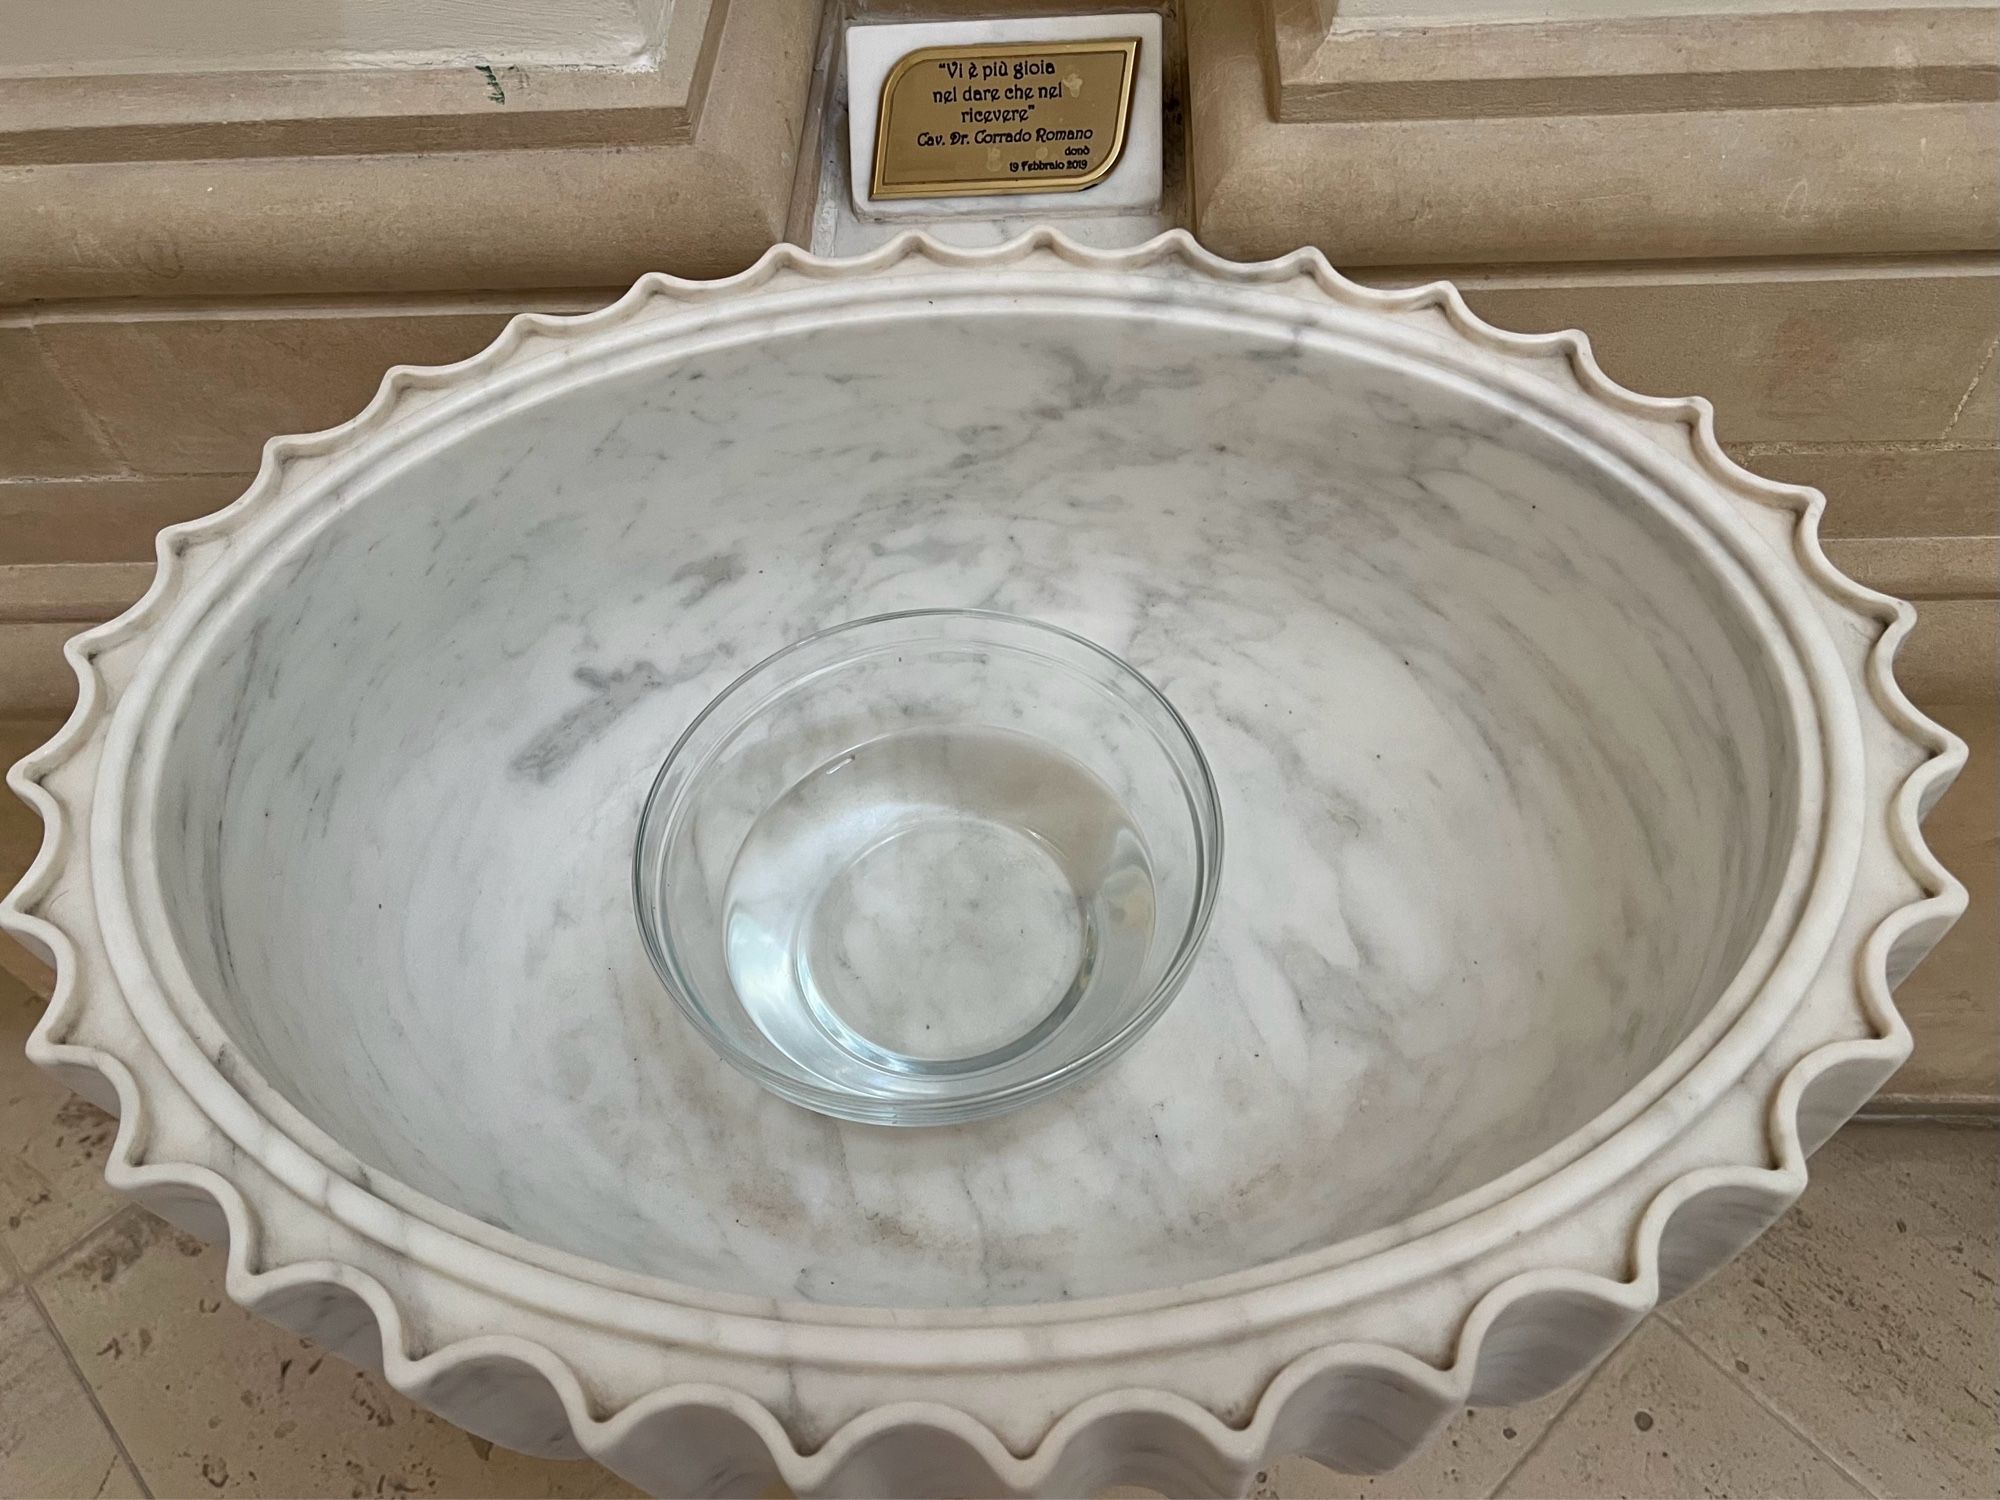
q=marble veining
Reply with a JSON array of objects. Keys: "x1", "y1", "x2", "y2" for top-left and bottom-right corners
[
  {"x1": 1, "y1": 233, "x2": 1966, "y2": 1497},
  {"x1": 150, "y1": 305, "x2": 1794, "y2": 1305}
]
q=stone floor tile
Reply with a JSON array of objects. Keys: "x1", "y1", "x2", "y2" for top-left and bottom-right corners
[
  {"x1": 1256, "y1": 1384, "x2": 1579, "y2": 1499},
  {"x1": 1, "y1": 968, "x2": 124, "y2": 1276},
  {"x1": 1665, "y1": 1121, "x2": 1999, "y2": 1500},
  {"x1": 35, "y1": 1209, "x2": 621, "y2": 1498},
  {"x1": 0, "y1": 1285, "x2": 145, "y2": 1498},
  {"x1": 1496, "y1": 1320, "x2": 1863, "y2": 1499}
]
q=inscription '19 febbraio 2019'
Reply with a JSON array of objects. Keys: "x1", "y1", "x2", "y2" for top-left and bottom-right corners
[{"x1": 871, "y1": 38, "x2": 1140, "y2": 199}]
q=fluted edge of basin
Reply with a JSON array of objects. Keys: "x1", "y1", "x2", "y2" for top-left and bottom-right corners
[{"x1": 1, "y1": 229, "x2": 1969, "y2": 1498}]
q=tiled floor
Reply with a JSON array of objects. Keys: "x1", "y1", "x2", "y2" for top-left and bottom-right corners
[{"x1": 2, "y1": 714, "x2": 1996, "y2": 1499}]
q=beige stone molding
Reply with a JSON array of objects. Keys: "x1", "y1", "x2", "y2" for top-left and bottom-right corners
[
  {"x1": 1358, "y1": 256, "x2": 2000, "y2": 443},
  {"x1": 1267, "y1": 1, "x2": 2000, "y2": 122},
  {"x1": 0, "y1": 1, "x2": 722, "y2": 165},
  {"x1": 0, "y1": 0, "x2": 819, "y2": 302},
  {"x1": 1871, "y1": 692, "x2": 1997, "y2": 1114},
  {"x1": 0, "y1": 563, "x2": 151, "y2": 625},
  {"x1": 1191, "y1": 0, "x2": 1998, "y2": 264},
  {"x1": 1821, "y1": 536, "x2": 2000, "y2": 600}
]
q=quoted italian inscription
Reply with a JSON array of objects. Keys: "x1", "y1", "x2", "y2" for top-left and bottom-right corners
[{"x1": 872, "y1": 38, "x2": 1140, "y2": 199}]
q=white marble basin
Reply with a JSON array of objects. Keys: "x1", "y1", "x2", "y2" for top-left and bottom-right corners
[{"x1": 3, "y1": 234, "x2": 1966, "y2": 1497}]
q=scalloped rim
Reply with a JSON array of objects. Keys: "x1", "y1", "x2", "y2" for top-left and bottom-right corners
[
  {"x1": 73, "y1": 242, "x2": 1867, "y2": 1342},
  {"x1": 1, "y1": 229, "x2": 1968, "y2": 1495}
]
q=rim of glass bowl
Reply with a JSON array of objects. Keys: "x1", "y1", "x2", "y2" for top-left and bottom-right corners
[{"x1": 631, "y1": 607, "x2": 1227, "y2": 1125}]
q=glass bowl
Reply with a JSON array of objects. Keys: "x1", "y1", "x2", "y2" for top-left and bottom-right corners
[{"x1": 633, "y1": 609, "x2": 1223, "y2": 1125}]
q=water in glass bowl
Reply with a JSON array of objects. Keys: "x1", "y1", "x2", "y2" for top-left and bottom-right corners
[{"x1": 722, "y1": 724, "x2": 1157, "y2": 1079}]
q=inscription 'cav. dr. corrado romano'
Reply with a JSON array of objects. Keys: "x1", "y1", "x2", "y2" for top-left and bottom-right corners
[{"x1": 871, "y1": 38, "x2": 1140, "y2": 199}]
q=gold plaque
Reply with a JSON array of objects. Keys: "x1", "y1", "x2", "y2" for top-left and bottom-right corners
[{"x1": 871, "y1": 38, "x2": 1140, "y2": 200}]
